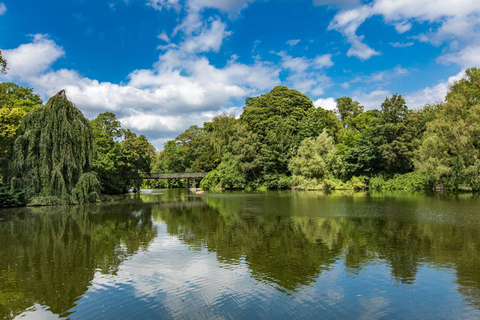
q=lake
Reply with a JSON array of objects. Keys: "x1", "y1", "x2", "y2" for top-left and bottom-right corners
[{"x1": 1, "y1": 189, "x2": 480, "y2": 319}]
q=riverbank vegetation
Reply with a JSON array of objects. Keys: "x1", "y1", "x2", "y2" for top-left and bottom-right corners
[
  {"x1": 1, "y1": 49, "x2": 480, "y2": 206},
  {"x1": 149, "y1": 67, "x2": 480, "y2": 192},
  {"x1": 0, "y1": 88, "x2": 155, "y2": 207}
]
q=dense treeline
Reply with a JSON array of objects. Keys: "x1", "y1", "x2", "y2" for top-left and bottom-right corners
[
  {"x1": 150, "y1": 68, "x2": 480, "y2": 192},
  {"x1": 2, "y1": 55, "x2": 480, "y2": 202}
]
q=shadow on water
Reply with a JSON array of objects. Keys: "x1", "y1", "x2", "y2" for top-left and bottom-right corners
[{"x1": 1, "y1": 189, "x2": 480, "y2": 318}]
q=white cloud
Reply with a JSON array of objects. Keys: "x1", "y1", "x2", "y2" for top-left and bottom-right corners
[
  {"x1": 353, "y1": 89, "x2": 391, "y2": 110},
  {"x1": 182, "y1": 19, "x2": 231, "y2": 53},
  {"x1": 313, "y1": 0, "x2": 361, "y2": 8},
  {"x1": 0, "y1": 2, "x2": 6, "y2": 15},
  {"x1": 314, "y1": 97, "x2": 337, "y2": 111},
  {"x1": 437, "y1": 45, "x2": 480, "y2": 68},
  {"x1": 0, "y1": 32, "x2": 281, "y2": 149},
  {"x1": 147, "y1": 0, "x2": 180, "y2": 11},
  {"x1": 405, "y1": 69, "x2": 465, "y2": 107},
  {"x1": 189, "y1": 0, "x2": 257, "y2": 12},
  {"x1": 158, "y1": 31, "x2": 171, "y2": 43},
  {"x1": 390, "y1": 41, "x2": 414, "y2": 48},
  {"x1": 277, "y1": 52, "x2": 333, "y2": 95},
  {"x1": 364, "y1": 65, "x2": 409, "y2": 83},
  {"x1": 2, "y1": 34, "x2": 65, "y2": 79},
  {"x1": 328, "y1": 6, "x2": 380, "y2": 60},
  {"x1": 286, "y1": 39, "x2": 301, "y2": 46},
  {"x1": 394, "y1": 21, "x2": 412, "y2": 33},
  {"x1": 313, "y1": 54, "x2": 334, "y2": 68},
  {"x1": 326, "y1": 0, "x2": 480, "y2": 62}
]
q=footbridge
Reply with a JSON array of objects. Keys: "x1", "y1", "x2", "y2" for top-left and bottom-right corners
[{"x1": 143, "y1": 172, "x2": 209, "y2": 188}]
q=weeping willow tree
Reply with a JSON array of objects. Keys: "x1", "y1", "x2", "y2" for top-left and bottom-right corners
[{"x1": 9, "y1": 90, "x2": 102, "y2": 205}]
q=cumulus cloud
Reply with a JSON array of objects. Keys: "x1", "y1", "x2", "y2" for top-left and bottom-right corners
[
  {"x1": 353, "y1": 89, "x2": 391, "y2": 110},
  {"x1": 0, "y1": 2, "x2": 6, "y2": 15},
  {"x1": 327, "y1": 5, "x2": 380, "y2": 60},
  {"x1": 325, "y1": 0, "x2": 480, "y2": 63},
  {"x1": 2, "y1": 34, "x2": 65, "y2": 79},
  {"x1": 181, "y1": 19, "x2": 231, "y2": 53},
  {"x1": 314, "y1": 97, "x2": 336, "y2": 111},
  {"x1": 437, "y1": 45, "x2": 480, "y2": 68},
  {"x1": 0, "y1": 29, "x2": 281, "y2": 149}
]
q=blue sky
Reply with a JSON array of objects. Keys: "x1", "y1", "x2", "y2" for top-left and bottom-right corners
[{"x1": 1, "y1": 0, "x2": 479, "y2": 148}]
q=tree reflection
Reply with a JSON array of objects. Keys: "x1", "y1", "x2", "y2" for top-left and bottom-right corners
[
  {"x1": 0, "y1": 202, "x2": 157, "y2": 319},
  {"x1": 152, "y1": 193, "x2": 480, "y2": 307}
]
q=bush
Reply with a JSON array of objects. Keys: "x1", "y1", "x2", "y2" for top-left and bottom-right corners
[
  {"x1": 348, "y1": 176, "x2": 369, "y2": 190},
  {"x1": 200, "y1": 170, "x2": 222, "y2": 190},
  {"x1": 380, "y1": 172, "x2": 429, "y2": 191},
  {"x1": 0, "y1": 184, "x2": 25, "y2": 208},
  {"x1": 369, "y1": 175, "x2": 385, "y2": 190}
]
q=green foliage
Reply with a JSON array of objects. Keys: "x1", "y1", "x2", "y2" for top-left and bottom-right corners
[
  {"x1": 0, "y1": 49, "x2": 7, "y2": 75},
  {"x1": 289, "y1": 130, "x2": 343, "y2": 189},
  {"x1": 335, "y1": 97, "x2": 364, "y2": 129},
  {"x1": 9, "y1": 90, "x2": 100, "y2": 205},
  {"x1": 90, "y1": 111, "x2": 123, "y2": 138},
  {"x1": 200, "y1": 169, "x2": 222, "y2": 190},
  {"x1": 343, "y1": 94, "x2": 417, "y2": 178},
  {"x1": 72, "y1": 172, "x2": 102, "y2": 204},
  {"x1": 382, "y1": 172, "x2": 429, "y2": 191},
  {"x1": 120, "y1": 129, "x2": 156, "y2": 192},
  {"x1": 152, "y1": 125, "x2": 217, "y2": 175},
  {"x1": 0, "y1": 106, "x2": 25, "y2": 158},
  {"x1": 240, "y1": 86, "x2": 314, "y2": 139},
  {"x1": 0, "y1": 82, "x2": 43, "y2": 159},
  {"x1": 369, "y1": 176, "x2": 386, "y2": 190},
  {"x1": 91, "y1": 112, "x2": 156, "y2": 194},
  {"x1": 348, "y1": 176, "x2": 369, "y2": 190},
  {"x1": 217, "y1": 153, "x2": 247, "y2": 189},
  {"x1": 0, "y1": 184, "x2": 25, "y2": 208},
  {"x1": 0, "y1": 82, "x2": 43, "y2": 112},
  {"x1": 374, "y1": 94, "x2": 418, "y2": 175},
  {"x1": 299, "y1": 106, "x2": 342, "y2": 142},
  {"x1": 415, "y1": 69, "x2": 480, "y2": 190}
]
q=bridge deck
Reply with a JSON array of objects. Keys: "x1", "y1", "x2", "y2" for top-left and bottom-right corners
[{"x1": 144, "y1": 172, "x2": 209, "y2": 179}]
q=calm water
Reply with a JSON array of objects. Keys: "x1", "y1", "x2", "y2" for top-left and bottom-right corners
[{"x1": 1, "y1": 189, "x2": 480, "y2": 319}]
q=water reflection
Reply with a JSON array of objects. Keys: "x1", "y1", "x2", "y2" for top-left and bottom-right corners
[
  {"x1": 0, "y1": 189, "x2": 479, "y2": 319},
  {"x1": 0, "y1": 202, "x2": 157, "y2": 319}
]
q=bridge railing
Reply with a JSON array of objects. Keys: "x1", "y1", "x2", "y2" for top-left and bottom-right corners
[{"x1": 144, "y1": 172, "x2": 209, "y2": 179}]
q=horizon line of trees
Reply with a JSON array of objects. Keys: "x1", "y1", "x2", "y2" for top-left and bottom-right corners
[
  {"x1": 148, "y1": 67, "x2": 480, "y2": 192},
  {"x1": 2, "y1": 45, "x2": 480, "y2": 202}
]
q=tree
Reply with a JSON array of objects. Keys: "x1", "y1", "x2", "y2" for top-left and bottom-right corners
[
  {"x1": 298, "y1": 106, "x2": 342, "y2": 142},
  {"x1": 240, "y1": 86, "x2": 314, "y2": 139},
  {"x1": 335, "y1": 97, "x2": 364, "y2": 129},
  {"x1": 0, "y1": 83, "x2": 43, "y2": 112},
  {"x1": 90, "y1": 112, "x2": 126, "y2": 194},
  {"x1": 289, "y1": 130, "x2": 342, "y2": 188},
  {"x1": 9, "y1": 90, "x2": 102, "y2": 205},
  {"x1": 0, "y1": 107, "x2": 25, "y2": 158},
  {"x1": 120, "y1": 129, "x2": 156, "y2": 192},
  {"x1": 90, "y1": 111, "x2": 123, "y2": 138},
  {"x1": 415, "y1": 68, "x2": 480, "y2": 190},
  {"x1": 0, "y1": 49, "x2": 7, "y2": 75},
  {"x1": 0, "y1": 83, "x2": 43, "y2": 159}
]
